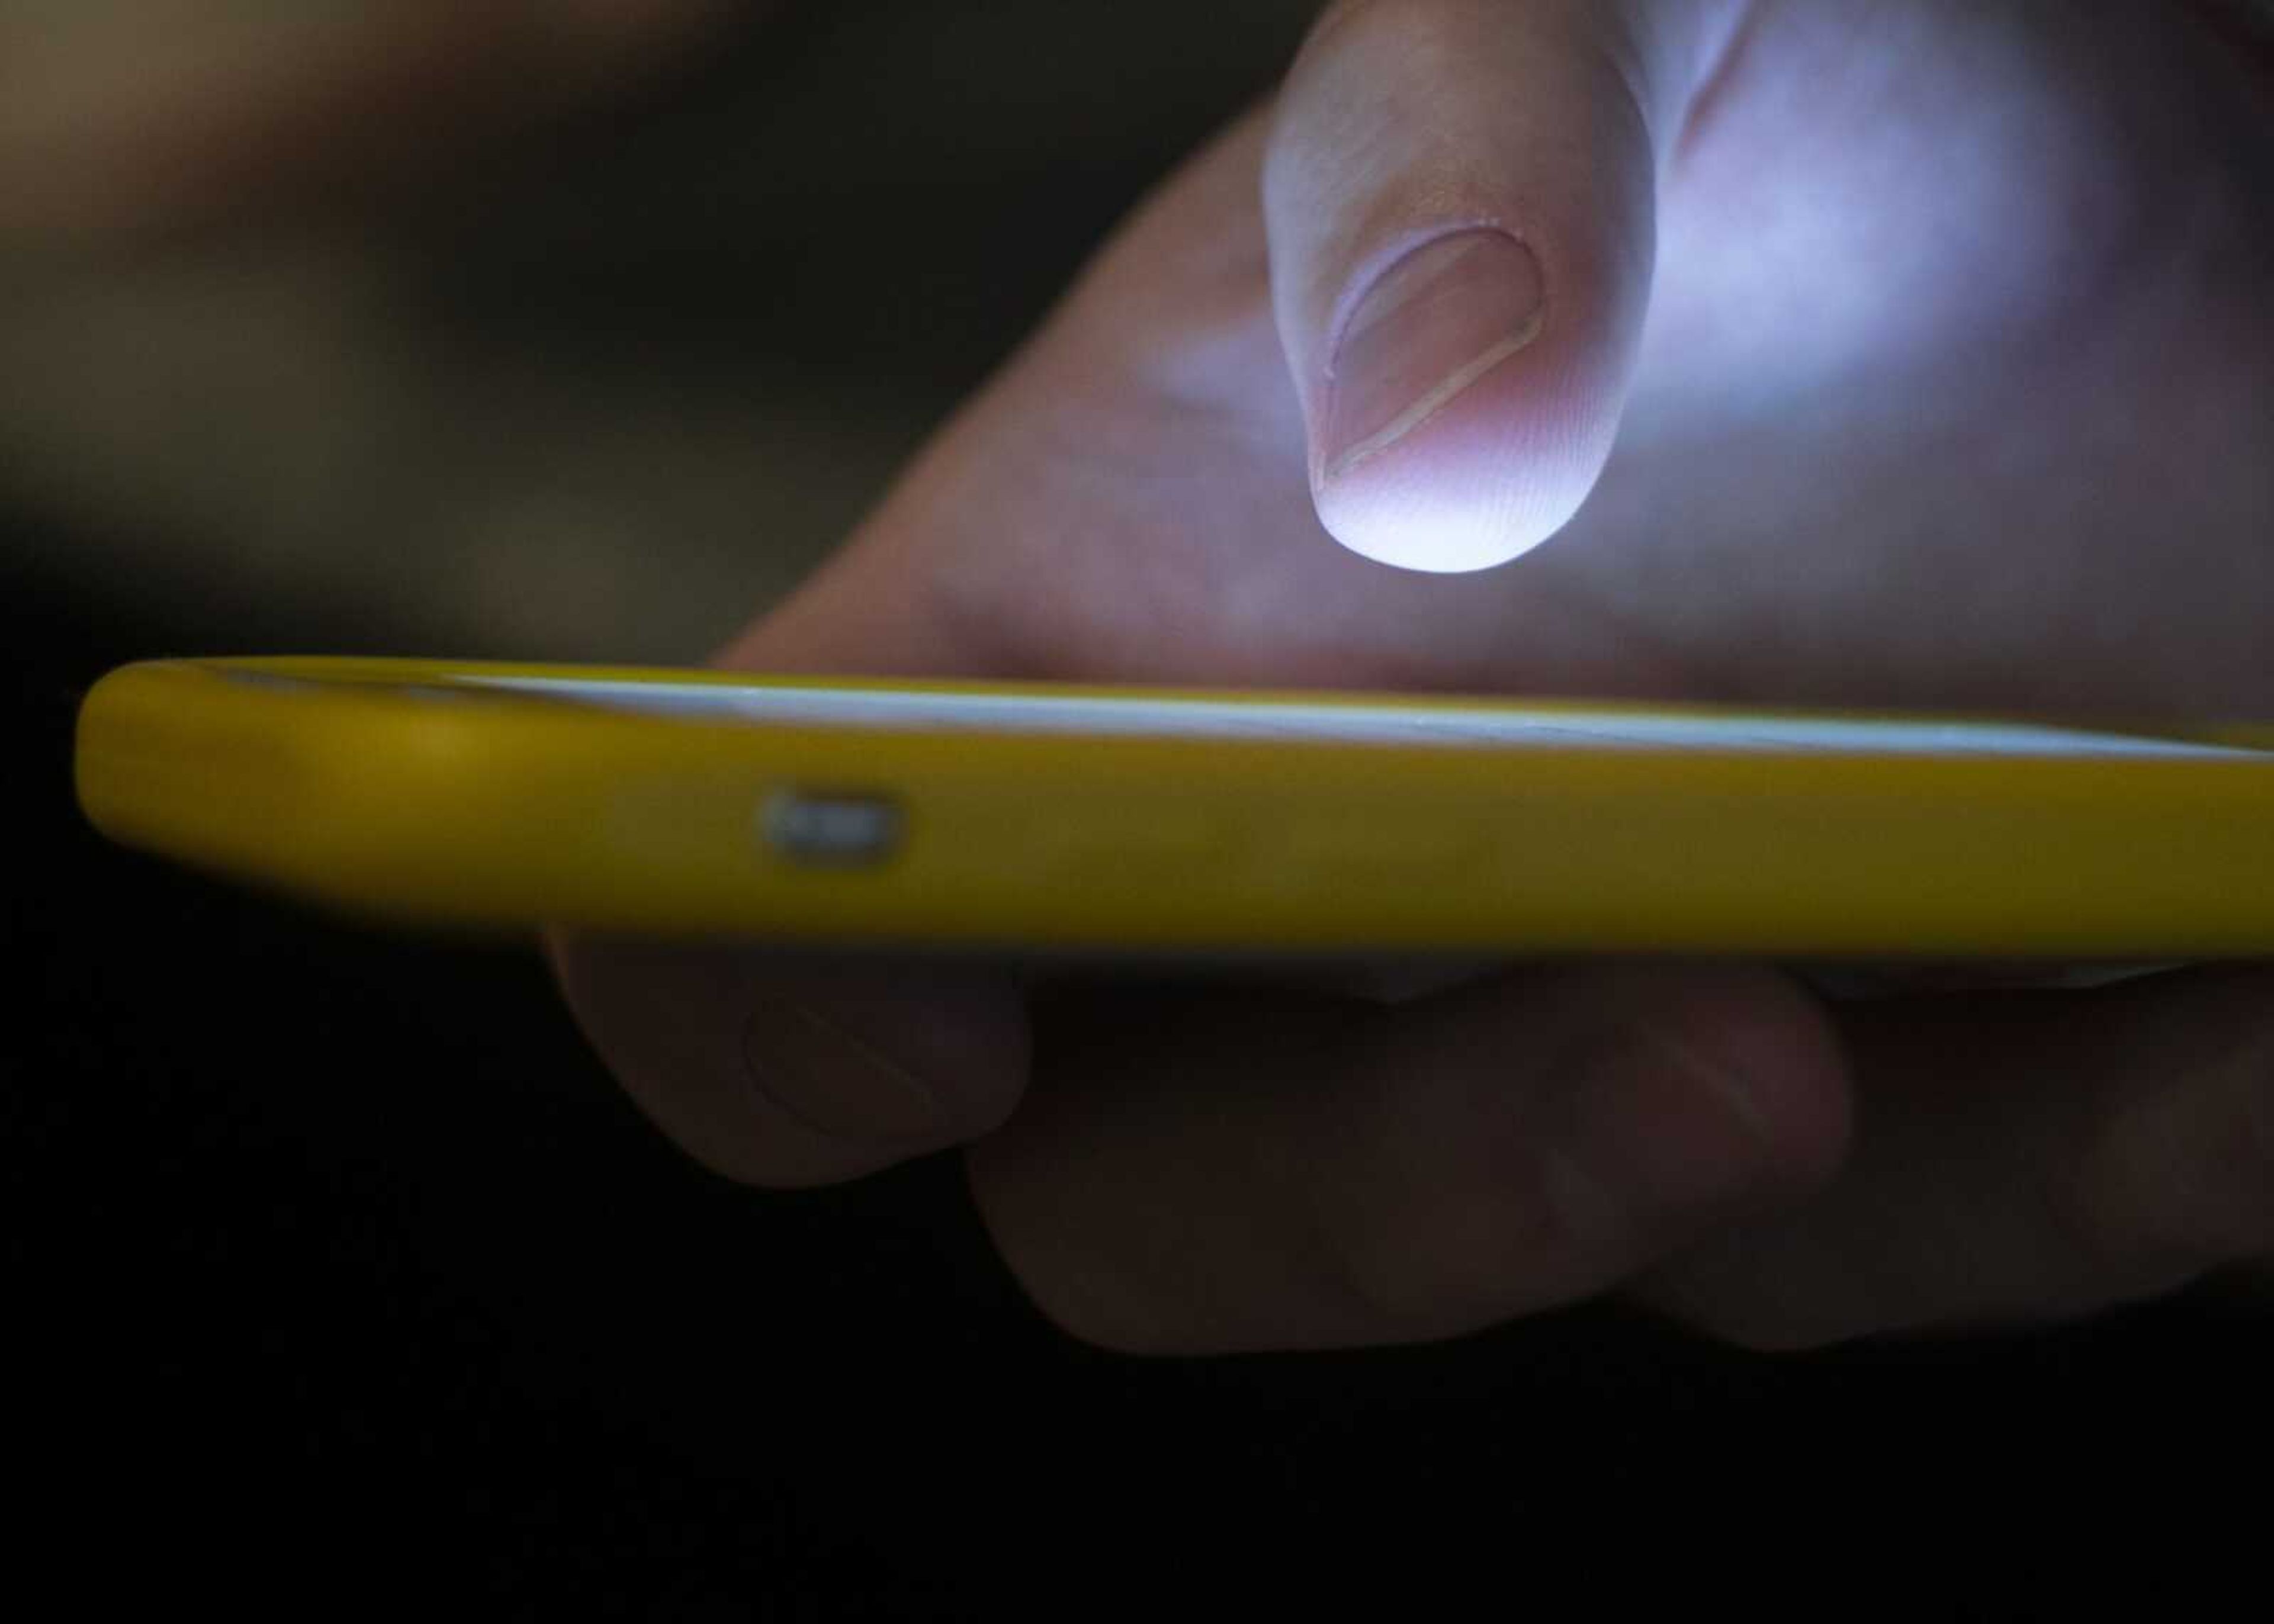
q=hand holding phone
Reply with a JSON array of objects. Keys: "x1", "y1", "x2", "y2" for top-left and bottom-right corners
[
  {"x1": 541, "y1": 31, "x2": 2272, "y2": 1354},
  {"x1": 92, "y1": 0, "x2": 2274, "y2": 1362}
]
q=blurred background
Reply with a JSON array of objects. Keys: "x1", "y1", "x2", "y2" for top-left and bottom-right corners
[
  {"x1": 8, "y1": 2, "x2": 2262, "y2": 1611},
  {"x1": 4, "y1": 0, "x2": 1321, "y2": 660}
]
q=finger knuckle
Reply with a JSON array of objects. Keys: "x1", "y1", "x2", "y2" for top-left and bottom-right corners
[
  {"x1": 1321, "y1": 1165, "x2": 1595, "y2": 1339},
  {"x1": 2054, "y1": 1021, "x2": 2274, "y2": 1281}
]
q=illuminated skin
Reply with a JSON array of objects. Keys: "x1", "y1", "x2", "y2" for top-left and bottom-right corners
[
  {"x1": 38, "y1": 0, "x2": 2228, "y2": 1352},
  {"x1": 557, "y1": 1, "x2": 2274, "y2": 1353},
  {"x1": 33, "y1": 5, "x2": 2273, "y2": 1352}
]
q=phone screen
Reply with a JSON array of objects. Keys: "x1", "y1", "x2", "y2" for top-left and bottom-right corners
[{"x1": 437, "y1": 673, "x2": 2265, "y2": 761}]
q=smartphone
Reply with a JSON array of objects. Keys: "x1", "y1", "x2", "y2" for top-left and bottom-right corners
[{"x1": 72, "y1": 657, "x2": 2274, "y2": 957}]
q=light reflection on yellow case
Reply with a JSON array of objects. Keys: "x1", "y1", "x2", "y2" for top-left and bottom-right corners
[{"x1": 73, "y1": 657, "x2": 2274, "y2": 956}]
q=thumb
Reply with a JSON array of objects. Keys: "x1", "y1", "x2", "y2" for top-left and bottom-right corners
[{"x1": 1263, "y1": 0, "x2": 1732, "y2": 573}]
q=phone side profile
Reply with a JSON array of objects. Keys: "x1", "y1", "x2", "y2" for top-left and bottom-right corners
[{"x1": 73, "y1": 657, "x2": 2274, "y2": 956}]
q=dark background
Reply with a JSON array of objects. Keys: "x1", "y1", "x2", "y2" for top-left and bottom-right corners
[{"x1": 8, "y1": 4, "x2": 2264, "y2": 1612}]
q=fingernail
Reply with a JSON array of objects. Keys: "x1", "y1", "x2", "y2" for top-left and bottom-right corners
[
  {"x1": 1321, "y1": 229, "x2": 1546, "y2": 483},
  {"x1": 743, "y1": 999, "x2": 946, "y2": 1143},
  {"x1": 1547, "y1": 1030, "x2": 1774, "y2": 1245}
]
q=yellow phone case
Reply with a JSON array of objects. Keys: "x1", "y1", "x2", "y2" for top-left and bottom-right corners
[{"x1": 74, "y1": 657, "x2": 2274, "y2": 956}]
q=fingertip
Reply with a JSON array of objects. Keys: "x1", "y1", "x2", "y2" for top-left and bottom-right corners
[
  {"x1": 747, "y1": 960, "x2": 1032, "y2": 1146},
  {"x1": 1310, "y1": 394, "x2": 1614, "y2": 572},
  {"x1": 1321, "y1": 962, "x2": 1851, "y2": 1336},
  {"x1": 1632, "y1": 964, "x2": 1857, "y2": 1201},
  {"x1": 547, "y1": 932, "x2": 1029, "y2": 1189},
  {"x1": 1308, "y1": 256, "x2": 1632, "y2": 573},
  {"x1": 968, "y1": 963, "x2": 1850, "y2": 1356},
  {"x1": 1264, "y1": 0, "x2": 1682, "y2": 573}
]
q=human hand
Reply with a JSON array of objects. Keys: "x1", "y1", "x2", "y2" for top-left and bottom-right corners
[{"x1": 554, "y1": 0, "x2": 2273, "y2": 1353}]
